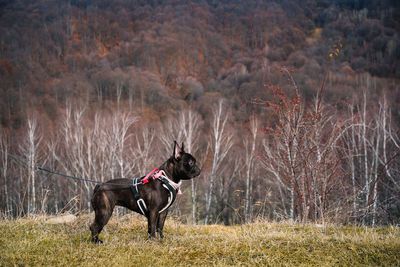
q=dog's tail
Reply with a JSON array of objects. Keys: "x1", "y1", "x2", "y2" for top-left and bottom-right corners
[
  {"x1": 91, "y1": 184, "x2": 101, "y2": 210},
  {"x1": 93, "y1": 184, "x2": 101, "y2": 194}
]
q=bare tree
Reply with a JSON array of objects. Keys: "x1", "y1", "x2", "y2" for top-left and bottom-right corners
[
  {"x1": 243, "y1": 114, "x2": 259, "y2": 222},
  {"x1": 159, "y1": 117, "x2": 184, "y2": 156},
  {"x1": 183, "y1": 110, "x2": 202, "y2": 223},
  {"x1": 59, "y1": 106, "x2": 87, "y2": 211},
  {"x1": 57, "y1": 106, "x2": 139, "y2": 212},
  {"x1": 134, "y1": 126, "x2": 156, "y2": 176},
  {"x1": 19, "y1": 116, "x2": 42, "y2": 214},
  {"x1": 380, "y1": 95, "x2": 400, "y2": 191},
  {"x1": 342, "y1": 101, "x2": 360, "y2": 222},
  {"x1": 261, "y1": 86, "x2": 303, "y2": 220},
  {"x1": 110, "y1": 112, "x2": 137, "y2": 178},
  {"x1": 341, "y1": 92, "x2": 400, "y2": 225},
  {"x1": 205, "y1": 100, "x2": 233, "y2": 224},
  {"x1": 0, "y1": 129, "x2": 10, "y2": 215},
  {"x1": 260, "y1": 72, "x2": 350, "y2": 223}
]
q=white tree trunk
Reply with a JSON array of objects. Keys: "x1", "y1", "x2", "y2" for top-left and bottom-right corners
[
  {"x1": 205, "y1": 100, "x2": 233, "y2": 224},
  {"x1": 244, "y1": 115, "x2": 258, "y2": 223}
]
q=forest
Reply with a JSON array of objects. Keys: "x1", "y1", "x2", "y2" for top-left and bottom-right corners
[{"x1": 0, "y1": 0, "x2": 399, "y2": 225}]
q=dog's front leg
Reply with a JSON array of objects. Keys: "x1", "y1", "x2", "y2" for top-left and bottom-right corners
[
  {"x1": 147, "y1": 210, "x2": 159, "y2": 238},
  {"x1": 157, "y1": 210, "x2": 168, "y2": 238}
]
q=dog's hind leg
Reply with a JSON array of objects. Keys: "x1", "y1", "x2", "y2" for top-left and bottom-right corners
[
  {"x1": 157, "y1": 210, "x2": 168, "y2": 238},
  {"x1": 90, "y1": 191, "x2": 114, "y2": 243}
]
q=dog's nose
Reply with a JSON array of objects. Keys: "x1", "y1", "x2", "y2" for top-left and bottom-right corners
[{"x1": 194, "y1": 166, "x2": 201, "y2": 176}]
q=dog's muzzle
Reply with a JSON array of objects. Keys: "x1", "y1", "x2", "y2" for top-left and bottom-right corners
[{"x1": 191, "y1": 166, "x2": 201, "y2": 177}]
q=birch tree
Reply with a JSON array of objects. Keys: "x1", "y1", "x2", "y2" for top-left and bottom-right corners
[
  {"x1": 341, "y1": 92, "x2": 400, "y2": 225},
  {"x1": 134, "y1": 127, "x2": 156, "y2": 175},
  {"x1": 205, "y1": 100, "x2": 233, "y2": 224},
  {"x1": 180, "y1": 110, "x2": 202, "y2": 223},
  {"x1": 243, "y1": 114, "x2": 259, "y2": 222},
  {"x1": 19, "y1": 116, "x2": 42, "y2": 214},
  {"x1": 110, "y1": 112, "x2": 137, "y2": 178},
  {"x1": 0, "y1": 129, "x2": 10, "y2": 214}
]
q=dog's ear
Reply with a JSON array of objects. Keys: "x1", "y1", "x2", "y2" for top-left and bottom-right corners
[
  {"x1": 181, "y1": 142, "x2": 185, "y2": 153},
  {"x1": 173, "y1": 141, "x2": 182, "y2": 160}
]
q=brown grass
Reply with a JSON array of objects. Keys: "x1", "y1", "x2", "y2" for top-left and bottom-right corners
[{"x1": 0, "y1": 214, "x2": 399, "y2": 266}]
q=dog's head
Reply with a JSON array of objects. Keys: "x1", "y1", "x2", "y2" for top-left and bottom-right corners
[{"x1": 170, "y1": 141, "x2": 201, "y2": 180}]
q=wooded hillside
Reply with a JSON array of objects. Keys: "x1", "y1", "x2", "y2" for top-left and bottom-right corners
[{"x1": 1, "y1": 0, "x2": 399, "y2": 225}]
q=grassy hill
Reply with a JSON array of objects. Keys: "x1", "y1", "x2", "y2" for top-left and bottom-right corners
[{"x1": 0, "y1": 214, "x2": 399, "y2": 266}]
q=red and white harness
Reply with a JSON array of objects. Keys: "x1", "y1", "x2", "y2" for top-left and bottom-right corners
[{"x1": 131, "y1": 169, "x2": 181, "y2": 216}]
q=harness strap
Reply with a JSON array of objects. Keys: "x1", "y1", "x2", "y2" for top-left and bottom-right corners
[
  {"x1": 142, "y1": 168, "x2": 159, "y2": 184},
  {"x1": 130, "y1": 178, "x2": 148, "y2": 216},
  {"x1": 159, "y1": 176, "x2": 179, "y2": 213},
  {"x1": 131, "y1": 170, "x2": 180, "y2": 216}
]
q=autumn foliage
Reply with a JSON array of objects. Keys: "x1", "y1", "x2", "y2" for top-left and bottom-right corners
[{"x1": 0, "y1": 0, "x2": 399, "y2": 225}]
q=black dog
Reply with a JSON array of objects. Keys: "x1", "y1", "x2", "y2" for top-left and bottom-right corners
[{"x1": 90, "y1": 141, "x2": 200, "y2": 243}]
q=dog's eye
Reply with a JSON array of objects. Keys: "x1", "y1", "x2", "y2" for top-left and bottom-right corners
[{"x1": 189, "y1": 160, "x2": 194, "y2": 166}]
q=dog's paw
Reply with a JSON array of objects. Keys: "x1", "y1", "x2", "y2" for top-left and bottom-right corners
[{"x1": 91, "y1": 238, "x2": 103, "y2": 244}]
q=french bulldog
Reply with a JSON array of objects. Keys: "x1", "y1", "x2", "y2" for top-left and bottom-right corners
[{"x1": 90, "y1": 141, "x2": 200, "y2": 243}]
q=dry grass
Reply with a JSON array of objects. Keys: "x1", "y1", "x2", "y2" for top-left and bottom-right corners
[{"x1": 0, "y1": 214, "x2": 399, "y2": 266}]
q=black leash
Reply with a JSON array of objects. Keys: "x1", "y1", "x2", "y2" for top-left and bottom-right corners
[{"x1": 37, "y1": 166, "x2": 134, "y2": 187}]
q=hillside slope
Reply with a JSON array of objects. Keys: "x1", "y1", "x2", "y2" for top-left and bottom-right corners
[{"x1": 1, "y1": 0, "x2": 399, "y2": 128}]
